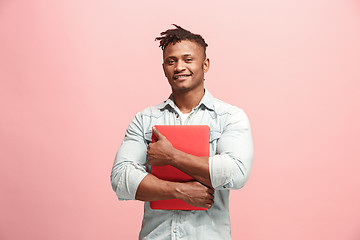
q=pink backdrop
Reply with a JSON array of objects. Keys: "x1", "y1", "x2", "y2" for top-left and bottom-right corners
[{"x1": 1, "y1": 0, "x2": 360, "y2": 239}]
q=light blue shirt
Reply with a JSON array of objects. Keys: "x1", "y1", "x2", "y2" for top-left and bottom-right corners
[{"x1": 111, "y1": 89, "x2": 254, "y2": 240}]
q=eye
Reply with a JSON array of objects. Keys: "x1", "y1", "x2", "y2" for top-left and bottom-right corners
[
  {"x1": 167, "y1": 59, "x2": 175, "y2": 65},
  {"x1": 185, "y1": 58, "x2": 192, "y2": 62}
]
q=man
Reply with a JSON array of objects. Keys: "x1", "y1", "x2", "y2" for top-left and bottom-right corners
[{"x1": 111, "y1": 24, "x2": 253, "y2": 239}]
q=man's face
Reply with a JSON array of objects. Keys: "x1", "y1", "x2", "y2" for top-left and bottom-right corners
[{"x1": 162, "y1": 40, "x2": 209, "y2": 93}]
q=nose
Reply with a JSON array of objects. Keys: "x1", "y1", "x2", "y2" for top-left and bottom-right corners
[{"x1": 174, "y1": 60, "x2": 185, "y2": 72}]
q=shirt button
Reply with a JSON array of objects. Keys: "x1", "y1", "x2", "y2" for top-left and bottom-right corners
[{"x1": 173, "y1": 229, "x2": 177, "y2": 233}]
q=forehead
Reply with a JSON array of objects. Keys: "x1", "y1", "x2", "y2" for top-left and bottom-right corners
[{"x1": 163, "y1": 40, "x2": 205, "y2": 58}]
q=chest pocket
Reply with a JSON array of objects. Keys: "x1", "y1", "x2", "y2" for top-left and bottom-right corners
[{"x1": 209, "y1": 130, "x2": 221, "y2": 156}]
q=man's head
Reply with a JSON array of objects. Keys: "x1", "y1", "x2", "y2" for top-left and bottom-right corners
[
  {"x1": 156, "y1": 25, "x2": 210, "y2": 93},
  {"x1": 155, "y1": 24, "x2": 208, "y2": 58}
]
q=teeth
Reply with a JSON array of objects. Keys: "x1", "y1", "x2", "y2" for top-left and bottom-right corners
[{"x1": 175, "y1": 75, "x2": 189, "y2": 79}]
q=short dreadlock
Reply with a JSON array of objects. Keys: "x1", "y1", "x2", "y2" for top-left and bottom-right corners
[{"x1": 155, "y1": 24, "x2": 208, "y2": 56}]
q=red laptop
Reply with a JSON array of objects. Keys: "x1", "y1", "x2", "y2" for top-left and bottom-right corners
[{"x1": 150, "y1": 125, "x2": 210, "y2": 211}]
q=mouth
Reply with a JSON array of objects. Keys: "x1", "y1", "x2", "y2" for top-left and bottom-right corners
[{"x1": 173, "y1": 74, "x2": 191, "y2": 80}]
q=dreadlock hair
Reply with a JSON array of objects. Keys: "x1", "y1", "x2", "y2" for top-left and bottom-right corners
[{"x1": 155, "y1": 24, "x2": 208, "y2": 57}]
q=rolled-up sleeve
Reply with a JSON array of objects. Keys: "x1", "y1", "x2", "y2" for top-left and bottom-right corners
[
  {"x1": 209, "y1": 108, "x2": 254, "y2": 190},
  {"x1": 110, "y1": 113, "x2": 149, "y2": 200}
]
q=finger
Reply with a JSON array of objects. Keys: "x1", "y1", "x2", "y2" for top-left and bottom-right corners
[
  {"x1": 147, "y1": 155, "x2": 155, "y2": 165},
  {"x1": 152, "y1": 127, "x2": 164, "y2": 140},
  {"x1": 205, "y1": 192, "x2": 214, "y2": 200},
  {"x1": 207, "y1": 188, "x2": 215, "y2": 195}
]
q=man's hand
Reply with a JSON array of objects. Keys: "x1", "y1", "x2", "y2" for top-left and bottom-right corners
[
  {"x1": 135, "y1": 175, "x2": 215, "y2": 209},
  {"x1": 147, "y1": 127, "x2": 176, "y2": 166},
  {"x1": 175, "y1": 181, "x2": 214, "y2": 209}
]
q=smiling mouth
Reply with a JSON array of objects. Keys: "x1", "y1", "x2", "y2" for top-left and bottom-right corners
[{"x1": 173, "y1": 74, "x2": 191, "y2": 80}]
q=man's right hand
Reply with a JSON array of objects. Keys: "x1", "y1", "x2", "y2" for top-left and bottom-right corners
[{"x1": 174, "y1": 181, "x2": 214, "y2": 209}]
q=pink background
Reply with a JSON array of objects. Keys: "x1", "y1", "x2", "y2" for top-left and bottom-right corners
[{"x1": 1, "y1": 0, "x2": 360, "y2": 239}]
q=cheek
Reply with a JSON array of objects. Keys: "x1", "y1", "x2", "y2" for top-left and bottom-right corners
[
  {"x1": 192, "y1": 66, "x2": 203, "y2": 74},
  {"x1": 163, "y1": 68, "x2": 171, "y2": 77}
]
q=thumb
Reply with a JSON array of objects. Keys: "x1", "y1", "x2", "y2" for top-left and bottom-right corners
[{"x1": 152, "y1": 127, "x2": 164, "y2": 140}]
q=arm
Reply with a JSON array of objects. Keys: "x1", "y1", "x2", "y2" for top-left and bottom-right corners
[
  {"x1": 209, "y1": 108, "x2": 254, "y2": 190},
  {"x1": 135, "y1": 174, "x2": 214, "y2": 209},
  {"x1": 147, "y1": 108, "x2": 254, "y2": 190},
  {"x1": 110, "y1": 113, "x2": 149, "y2": 200},
  {"x1": 147, "y1": 127, "x2": 212, "y2": 187},
  {"x1": 110, "y1": 113, "x2": 214, "y2": 208}
]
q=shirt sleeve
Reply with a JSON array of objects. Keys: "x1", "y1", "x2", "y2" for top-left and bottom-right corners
[
  {"x1": 110, "y1": 113, "x2": 149, "y2": 200},
  {"x1": 209, "y1": 108, "x2": 254, "y2": 190}
]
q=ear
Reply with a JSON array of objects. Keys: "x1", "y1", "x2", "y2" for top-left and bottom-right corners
[{"x1": 203, "y1": 58, "x2": 210, "y2": 73}]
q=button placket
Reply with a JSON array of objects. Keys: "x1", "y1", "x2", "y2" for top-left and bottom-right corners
[{"x1": 171, "y1": 211, "x2": 179, "y2": 240}]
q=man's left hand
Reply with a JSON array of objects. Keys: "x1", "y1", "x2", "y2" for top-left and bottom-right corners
[{"x1": 147, "y1": 127, "x2": 176, "y2": 166}]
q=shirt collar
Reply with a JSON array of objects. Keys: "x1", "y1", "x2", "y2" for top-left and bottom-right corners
[{"x1": 158, "y1": 88, "x2": 215, "y2": 111}]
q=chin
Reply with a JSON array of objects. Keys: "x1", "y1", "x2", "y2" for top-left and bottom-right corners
[
  {"x1": 169, "y1": 81, "x2": 186, "y2": 88},
  {"x1": 172, "y1": 86, "x2": 189, "y2": 92}
]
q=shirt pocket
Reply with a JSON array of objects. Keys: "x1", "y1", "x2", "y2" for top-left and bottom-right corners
[{"x1": 209, "y1": 129, "x2": 221, "y2": 156}]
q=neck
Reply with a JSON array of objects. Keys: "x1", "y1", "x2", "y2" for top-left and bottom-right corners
[{"x1": 172, "y1": 87, "x2": 205, "y2": 113}]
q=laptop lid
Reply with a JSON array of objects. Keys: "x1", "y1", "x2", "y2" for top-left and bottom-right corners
[{"x1": 150, "y1": 125, "x2": 210, "y2": 210}]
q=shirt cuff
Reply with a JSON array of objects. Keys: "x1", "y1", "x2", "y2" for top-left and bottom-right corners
[
  {"x1": 209, "y1": 154, "x2": 233, "y2": 189},
  {"x1": 115, "y1": 163, "x2": 148, "y2": 200}
]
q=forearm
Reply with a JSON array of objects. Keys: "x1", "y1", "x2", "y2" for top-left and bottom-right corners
[
  {"x1": 135, "y1": 173, "x2": 214, "y2": 209},
  {"x1": 170, "y1": 149, "x2": 212, "y2": 188},
  {"x1": 135, "y1": 174, "x2": 179, "y2": 201}
]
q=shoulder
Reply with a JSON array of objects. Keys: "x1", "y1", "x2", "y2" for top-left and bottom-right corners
[
  {"x1": 126, "y1": 101, "x2": 166, "y2": 136},
  {"x1": 211, "y1": 96, "x2": 247, "y2": 118},
  {"x1": 130, "y1": 100, "x2": 168, "y2": 127},
  {"x1": 137, "y1": 101, "x2": 166, "y2": 119},
  {"x1": 210, "y1": 97, "x2": 251, "y2": 132}
]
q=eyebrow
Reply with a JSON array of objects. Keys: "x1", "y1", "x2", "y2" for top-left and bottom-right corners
[{"x1": 166, "y1": 54, "x2": 193, "y2": 59}]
